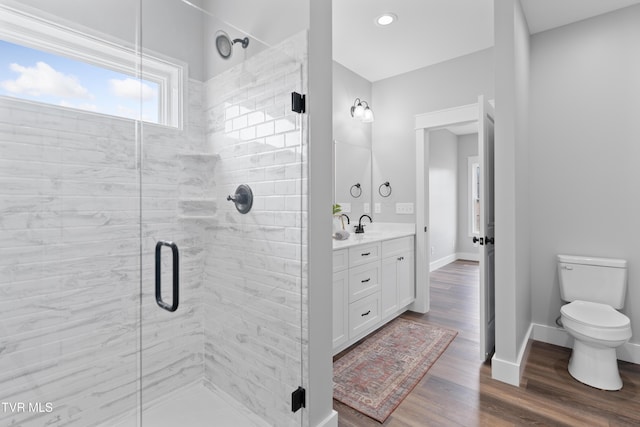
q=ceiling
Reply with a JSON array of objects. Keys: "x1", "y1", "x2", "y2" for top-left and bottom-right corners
[
  {"x1": 333, "y1": 0, "x2": 640, "y2": 82},
  {"x1": 521, "y1": 0, "x2": 640, "y2": 34}
]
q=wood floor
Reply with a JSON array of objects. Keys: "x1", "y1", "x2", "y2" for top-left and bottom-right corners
[{"x1": 333, "y1": 260, "x2": 640, "y2": 426}]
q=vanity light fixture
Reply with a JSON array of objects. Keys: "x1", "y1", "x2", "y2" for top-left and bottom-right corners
[{"x1": 350, "y1": 98, "x2": 374, "y2": 123}]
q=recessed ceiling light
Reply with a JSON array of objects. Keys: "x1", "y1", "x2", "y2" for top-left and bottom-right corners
[{"x1": 376, "y1": 13, "x2": 397, "y2": 27}]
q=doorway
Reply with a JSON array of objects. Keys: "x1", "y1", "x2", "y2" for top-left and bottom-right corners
[
  {"x1": 427, "y1": 127, "x2": 480, "y2": 271},
  {"x1": 414, "y1": 96, "x2": 495, "y2": 361}
]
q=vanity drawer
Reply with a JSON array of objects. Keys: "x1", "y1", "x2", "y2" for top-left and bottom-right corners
[
  {"x1": 333, "y1": 249, "x2": 349, "y2": 272},
  {"x1": 349, "y1": 243, "x2": 380, "y2": 268},
  {"x1": 349, "y1": 292, "x2": 380, "y2": 339},
  {"x1": 382, "y1": 236, "x2": 414, "y2": 258},
  {"x1": 348, "y1": 262, "x2": 380, "y2": 302}
]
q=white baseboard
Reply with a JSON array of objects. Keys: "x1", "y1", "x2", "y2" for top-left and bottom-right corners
[
  {"x1": 492, "y1": 323, "x2": 640, "y2": 387},
  {"x1": 491, "y1": 323, "x2": 533, "y2": 387},
  {"x1": 430, "y1": 253, "x2": 479, "y2": 272},
  {"x1": 456, "y1": 252, "x2": 479, "y2": 262},
  {"x1": 532, "y1": 323, "x2": 640, "y2": 364},
  {"x1": 430, "y1": 254, "x2": 457, "y2": 271},
  {"x1": 491, "y1": 356, "x2": 521, "y2": 386},
  {"x1": 315, "y1": 410, "x2": 338, "y2": 427}
]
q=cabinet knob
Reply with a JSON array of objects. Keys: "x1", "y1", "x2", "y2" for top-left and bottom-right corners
[{"x1": 361, "y1": 310, "x2": 371, "y2": 317}]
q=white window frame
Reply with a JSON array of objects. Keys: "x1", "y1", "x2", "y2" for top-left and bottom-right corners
[
  {"x1": 468, "y1": 156, "x2": 480, "y2": 237},
  {"x1": 0, "y1": 3, "x2": 184, "y2": 128}
]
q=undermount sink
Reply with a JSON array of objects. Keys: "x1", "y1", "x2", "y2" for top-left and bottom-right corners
[
  {"x1": 353, "y1": 229, "x2": 380, "y2": 237},
  {"x1": 333, "y1": 223, "x2": 416, "y2": 250}
]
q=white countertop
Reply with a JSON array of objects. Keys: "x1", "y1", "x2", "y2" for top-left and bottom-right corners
[{"x1": 332, "y1": 222, "x2": 416, "y2": 250}]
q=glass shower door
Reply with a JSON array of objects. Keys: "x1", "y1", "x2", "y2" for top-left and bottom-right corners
[
  {"x1": 139, "y1": 1, "x2": 308, "y2": 426},
  {"x1": 0, "y1": 1, "x2": 142, "y2": 425}
]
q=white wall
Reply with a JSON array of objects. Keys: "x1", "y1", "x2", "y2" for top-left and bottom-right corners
[
  {"x1": 308, "y1": 0, "x2": 335, "y2": 425},
  {"x1": 427, "y1": 131, "x2": 479, "y2": 267},
  {"x1": 203, "y1": 0, "x2": 308, "y2": 48},
  {"x1": 457, "y1": 133, "x2": 479, "y2": 256},
  {"x1": 332, "y1": 62, "x2": 373, "y2": 221},
  {"x1": 201, "y1": 0, "x2": 310, "y2": 80},
  {"x1": 429, "y1": 129, "x2": 458, "y2": 264},
  {"x1": 492, "y1": 0, "x2": 531, "y2": 385},
  {"x1": 529, "y1": 5, "x2": 640, "y2": 344},
  {"x1": 16, "y1": 0, "x2": 206, "y2": 80},
  {"x1": 372, "y1": 49, "x2": 494, "y2": 223},
  {"x1": 333, "y1": 62, "x2": 372, "y2": 150},
  {"x1": 15, "y1": 0, "x2": 139, "y2": 44}
]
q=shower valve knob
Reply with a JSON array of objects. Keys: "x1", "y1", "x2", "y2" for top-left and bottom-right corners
[
  {"x1": 226, "y1": 193, "x2": 244, "y2": 203},
  {"x1": 227, "y1": 184, "x2": 253, "y2": 214}
]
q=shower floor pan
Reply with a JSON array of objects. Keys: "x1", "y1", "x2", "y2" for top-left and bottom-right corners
[{"x1": 111, "y1": 383, "x2": 269, "y2": 427}]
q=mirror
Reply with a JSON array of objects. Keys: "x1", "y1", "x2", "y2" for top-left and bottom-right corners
[{"x1": 334, "y1": 139, "x2": 371, "y2": 223}]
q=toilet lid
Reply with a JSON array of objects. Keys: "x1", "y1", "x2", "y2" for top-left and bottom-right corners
[{"x1": 561, "y1": 300, "x2": 630, "y2": 329}]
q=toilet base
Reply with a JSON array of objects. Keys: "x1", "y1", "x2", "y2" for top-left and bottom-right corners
[{"x1": 568, "y1": 340, "x2": 623, "y2": 390}]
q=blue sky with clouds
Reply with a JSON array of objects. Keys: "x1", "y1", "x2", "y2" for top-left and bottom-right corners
[{"x1": 0, "y1": 40, "x2": 159, "y2": 123}]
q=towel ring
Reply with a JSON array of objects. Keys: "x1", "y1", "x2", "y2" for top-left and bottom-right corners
[
  {"x1": 378, "y1": 181, "x2": 392, "y2": 197},
  {"x1": 350, "y1": 183, "x2": 362, "y2": 198}
]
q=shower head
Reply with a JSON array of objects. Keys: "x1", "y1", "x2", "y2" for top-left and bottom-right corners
[{"x1": 215, "y1": 30, "x2": 249, "y2": 60}]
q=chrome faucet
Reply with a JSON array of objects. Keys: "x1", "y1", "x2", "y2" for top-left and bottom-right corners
[{"x1": 354, "y1": 214, "x2": 372, "y2": 234}]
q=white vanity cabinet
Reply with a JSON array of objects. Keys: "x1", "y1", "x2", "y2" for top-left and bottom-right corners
[
  {"x1": 347, "y1": 243, "x2": 381, "y2": 340},
  {"x1": 332, "y1": 233, "x2": 415, "y2": 354},
  {"x1": 332, "y1": 250, "x2": 349, "y2": 349},
  {"x1": 381, "y1": 236, "x2": 415, "y2": 320}
]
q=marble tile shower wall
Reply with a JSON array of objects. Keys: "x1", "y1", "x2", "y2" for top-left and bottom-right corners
[
  {"x1": 0, "y1": 79, "x2": 207, "y2": 426},
  {"x1": 203, "y1": 31, "x2": 309, "y2": 427},
  {"x1": 138, "y1": 80, "x2": 208, "y2": 408}
]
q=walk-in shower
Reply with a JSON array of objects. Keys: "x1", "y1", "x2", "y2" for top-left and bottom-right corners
[{"x1": 0, "y1": 0, "x2": 309, "y2": 426}]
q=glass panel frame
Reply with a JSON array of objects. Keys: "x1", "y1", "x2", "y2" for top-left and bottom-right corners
[
  {"x1": 0, "y1": 1, "x2": 142, "y2": 425},
  {"x1": 139, "y1": 1, "x2": 308, "y2": 426}
]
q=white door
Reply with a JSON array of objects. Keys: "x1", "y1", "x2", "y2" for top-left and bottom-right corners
[{"x1": 478, "y1": 95, "x2": 495, "y2": 361}]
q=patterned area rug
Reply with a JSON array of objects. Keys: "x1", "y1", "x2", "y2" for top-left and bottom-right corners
[{"x1": 333, "y1": 317, "x2": 457, "y2": 423}]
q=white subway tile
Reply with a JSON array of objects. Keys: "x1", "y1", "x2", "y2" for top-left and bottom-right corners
[
  {"x1": 274, "y1": 116, "x2": 296, "y2": 134},
  {"x1": 255, "y1": 121, "x2": 274, "y2": 138},
  {"x1": 240, "y1": 126, "x2": 256, "y2": 141},
  {"x1": 265, "y1": 134, "x2": 285, "y2": 149},
  {"x1": 225, "y1": 105, "x2": 240, "y2": 120},
  {"x1": 232, "y1": 114, "x2": 248, "y2": 131},
  {"x1": 247, "y1": 111, "x2": 265, "y2": 126}
]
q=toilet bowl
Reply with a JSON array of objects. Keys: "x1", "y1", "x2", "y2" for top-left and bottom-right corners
[
  {"x1": 561, "y1": 300, "x2": 632, "y2": 390},
  {"x1": 557, "y1": 254, "x2": 632, "y2": 390}
]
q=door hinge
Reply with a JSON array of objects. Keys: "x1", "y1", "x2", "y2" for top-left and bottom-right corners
[
  {"x1": 291, "y1": 92, "x2": 306, "y2": 114},
  {"x1": 291, "y1": 386, "x2": 306, "y2": 413}
]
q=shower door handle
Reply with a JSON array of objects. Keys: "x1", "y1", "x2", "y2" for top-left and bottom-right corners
[{"x1": 155, "y1": 241, "x2": 179, "y2": 312}]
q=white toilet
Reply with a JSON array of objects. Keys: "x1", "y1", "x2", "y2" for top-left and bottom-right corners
[{"x1": 558, "y1": 254, "x2": 632, "y2": 390}]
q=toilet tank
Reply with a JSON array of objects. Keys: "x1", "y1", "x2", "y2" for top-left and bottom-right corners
[{"x1": 557, "y1": 254, "x2": 628, "y2": 309}]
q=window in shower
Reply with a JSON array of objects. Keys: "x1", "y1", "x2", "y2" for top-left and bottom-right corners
[
  {"x1": 0, "y1": 5, "x2": 184, "y2": 127},
  {"x1": 0, "y1": 39, "x2": 161, "y2": 123}
]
